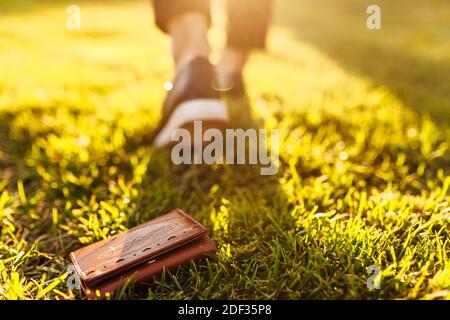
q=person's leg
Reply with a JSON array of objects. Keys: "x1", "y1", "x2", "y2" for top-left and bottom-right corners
[
  {"x1": 217, "y1": 0, "x2": 273, "y2": 94},
  {"x1": 153, "y1": 0, "x2": 211, "y2": 71},
  {"x1": 151, "y1": 0, "x2": 228, "y2": 147}
]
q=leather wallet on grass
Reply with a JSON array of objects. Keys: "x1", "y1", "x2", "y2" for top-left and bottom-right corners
[{"x1": 69, "y1": 209, "x2": 216, "y2": 299}]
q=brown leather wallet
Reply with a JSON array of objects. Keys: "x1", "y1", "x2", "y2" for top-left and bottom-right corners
[{"x1": 69, "y1": 209, "x2": 216, "y2": 299}]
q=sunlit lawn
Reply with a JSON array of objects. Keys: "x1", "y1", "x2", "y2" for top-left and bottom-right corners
[{"x1": 0, "y1": 0, "x2": 449, "y2": 299}]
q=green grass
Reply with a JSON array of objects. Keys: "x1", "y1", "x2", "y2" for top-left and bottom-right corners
[{"x1": 0, "y1": 0, "x2": 449, "y2": 300}]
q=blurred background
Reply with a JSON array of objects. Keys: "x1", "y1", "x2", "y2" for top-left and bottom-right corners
[{"x1": 1, "y1": 0, "x2": 449, "y2": 121}]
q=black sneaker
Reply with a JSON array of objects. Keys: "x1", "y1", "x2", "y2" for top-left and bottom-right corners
[{"x1": 152, "y1": 57, "x2": 229, "y2": 147}]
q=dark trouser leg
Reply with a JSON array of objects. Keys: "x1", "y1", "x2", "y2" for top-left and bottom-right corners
[
  {"x1": 152, "y1": 0, "x2": 211, "y2": 33},
  {"x1": 226, "y1": 0, "x2": 273, "y2": 51}
]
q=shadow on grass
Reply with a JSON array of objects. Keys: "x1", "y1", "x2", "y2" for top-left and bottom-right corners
[
  {"x1": 0, "y1": 111, "x2": 33, "y2": 182},
  {"x1": 126, "y1": 93, "x2": 287, "y2": 226}
]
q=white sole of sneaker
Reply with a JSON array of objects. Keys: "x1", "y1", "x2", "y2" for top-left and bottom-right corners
[{"x1": 153, "y1": 99, "x2": 229, "y2": 148}]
